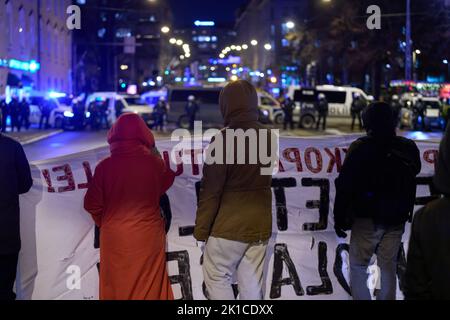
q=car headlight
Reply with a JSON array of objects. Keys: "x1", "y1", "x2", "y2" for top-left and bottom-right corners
[
  {"x1": 261, "y1": 110, "x2": 269, "y2": 117},
  {"x1": 64, "y1": 111, "x2": 74, "y2": 118}
]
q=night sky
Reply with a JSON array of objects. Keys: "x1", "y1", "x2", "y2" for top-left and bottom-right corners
[{"x1": 168, "y1": 0, "x2": 249, "y2": 28}]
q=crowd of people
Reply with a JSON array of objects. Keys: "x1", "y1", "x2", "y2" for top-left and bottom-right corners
[
  {"x1": 1, "y1": 80, "x2": 449, "y2": 301},
  {"x1": 0, "y1": 97, "x2": 31, "y2": 133}
]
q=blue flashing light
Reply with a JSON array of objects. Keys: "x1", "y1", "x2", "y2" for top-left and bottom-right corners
[
  {"x1": 48, "y1": 91, "x2": 66, "y2": 98},
  {"x1": 120, "y1": 83, "x2": 127, "y2": 89}
]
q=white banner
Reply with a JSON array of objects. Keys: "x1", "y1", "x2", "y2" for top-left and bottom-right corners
[{"x1": 17, "y1": 135, "x2": 440, "y2": 300}]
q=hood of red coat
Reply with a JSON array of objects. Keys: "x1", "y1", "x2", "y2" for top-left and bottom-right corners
[{"x1": 107, "y1": 113, "x2": 155, "y2": 153}]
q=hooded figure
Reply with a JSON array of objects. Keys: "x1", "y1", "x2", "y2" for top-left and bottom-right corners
[
  {"x1": 334, "y1": 102, "x2": 421, "y2": 300},
  {"x1": 404, "y1": 125, "x2": 450, "y2": 299},
  {"x1": 84, "y1": 113, "x2": 175, "y2": 300},
  {"x1": 194, "y1": 80, "x2": 274, "y2": 300}
]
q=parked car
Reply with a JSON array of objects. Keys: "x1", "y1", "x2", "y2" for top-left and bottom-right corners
[
  {"x1": 166, "y1": 86, "x2": 280, "y2": 128},
  {"x1": 84, "y1": 92, "x2": 154, "y2": 127},
  {"x1": 288, "y1": 85, "x2": 374, "y2": 128},
  {"x1": 400, "y1": 97, "x2": 445, "y2": 131},
  {"x1": 28, "y1": 92, "x2": 72, "y2": 129}
]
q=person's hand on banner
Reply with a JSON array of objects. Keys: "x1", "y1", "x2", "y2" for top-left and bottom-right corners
[
  {"x1": 196, "y1": 241, "x2": 206, "y2": 253},
  {"x1": 334, "y1": 226, "x2": 347, "y2": 239}
]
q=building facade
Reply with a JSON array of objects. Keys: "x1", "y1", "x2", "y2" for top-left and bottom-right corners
[
  {"x1": 0, "y1": 0, "x2": 72, "y2": 96},
  {"x1": 73, "y1": 0, "x2": 172, "y2": 94},
  {"x1": 235, "y1": 0, "x2": 309, "y2": 78}
]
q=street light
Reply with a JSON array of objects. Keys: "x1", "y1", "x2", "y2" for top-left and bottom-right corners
[
  {"x1": 120, "y1": 64, "x2": 129, "y2": 70},
  {"x1": 444, "y1": 59, "x2": 449, "y2": 65},
  {"x1": 231, "y1": 45, "x2": 236, "y2": 50},
  {"x1": 251, "y1": 40, "x2": 258, "y2": 46},
  {"x1": 180, "y1": 55, "x2": 185, "y2": 60},
  {"x1": 415, "y1": 49, "x2": 421, "y2": 55},
  {"x1": 169, "y1": 38, "x2": 176, "y2": 44},
  {"x1": 219, "y1": 54, "x2": 225, "y2": 59},
  {"x1": 161, "y1": 26, "x2": 170, "y2": 34},
  {"x1": 264, "y1": 43, "x2": 272, "y2": 50},
  {"x1": 286, "y1": 21, "x2": 295, "y2": 29},
  {"x1": 185, "y1": 53, "x2": 191, "y2": 58},
  {"x1": 236, "y1": 46, "x2": 242, "y2": 51},
  {"x1": 176, "y1": 39, "x2": 183, "y2": 46},
  {"x1": 242, "y1": 44, "x2": 248, "y2": 50}
]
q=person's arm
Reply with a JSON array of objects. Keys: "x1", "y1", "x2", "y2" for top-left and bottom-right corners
[
  {"x1": 333, "y1": 141, "x2": 361, "y2": 234},
  {"x1": 15, "y1": 143, "x2": 33, "y2": 194},
  {"x1": 84, "y1": 162, "x2": 105, "y2": 227},
  {"x1": 158, "y1": 157, "x2": 176, "y2": 195},
  {"x1": 404, "y1": 209, "x2": 432, "y2": 300},
  {"x1": 193, "y1": 135, "x2": 227, "y2": 241}
]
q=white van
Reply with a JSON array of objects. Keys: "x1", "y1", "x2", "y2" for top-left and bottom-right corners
[
  {"x1": 27, "y1": 92, "x2": 73, "y2": 129},
  {"x1": 289, "y1": 85, "x2": 374, "y2": 128},
  {"x1": 85, "y1": 92, "x2": 154, "y2": 126}
]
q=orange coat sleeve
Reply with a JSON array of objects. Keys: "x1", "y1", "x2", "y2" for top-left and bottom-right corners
[
  {"x1": 84, "y1": 161, "x2": 105, "y2": 227},
  {"x1": 158, "y1": 157, "x2": 175, "y2": 195}
]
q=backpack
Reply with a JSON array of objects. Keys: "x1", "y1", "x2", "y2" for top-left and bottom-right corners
[{"x1": 363, "y1": 139, "x2": 417, "y2": 226}]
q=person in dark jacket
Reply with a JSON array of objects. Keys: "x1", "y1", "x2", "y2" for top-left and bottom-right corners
[
  {"x1": 9, "y1": 97, "x2": 21, "y2": 132},
  {"x1": 334, "y1": 102, "x2": 421, "y2": 300},
  {"x1": 390, "y1": 95, "x2": 402, "y2": 128},
  {"x1": 19, "y1": 98, "x2": 31, "y2": 131},
  {"x1": 0, "y1": 111, "x2": 33, "y2": 300},
  {"x1": 185, "y1": 95, "x2": 199, "y2": 130},
  {"x1": 282, "y1": 97, "x2": 295, "y2": 130},
  {"x1": 153, "y1": 96, "x2": 168, "y2": 131},
  {"x1": 351, "y1": 93, "x2": 366, "y2": 131},
  {"x1": 404, "y1": 125, "x2": 450, "y2": 299},
  {"x1": 315, "y1": 93, "x2": 328, "y2": 131},
  {"x1": 413, "y1": 96, "x2": 426, "y2": 131}
]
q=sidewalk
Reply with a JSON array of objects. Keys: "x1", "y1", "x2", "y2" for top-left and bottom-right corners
[{"x1": 3, "y1": 128, "x2": 63, "y2": 145}]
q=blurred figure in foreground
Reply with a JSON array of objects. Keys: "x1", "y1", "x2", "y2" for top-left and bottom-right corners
[
  {"x1": 84, "y1": 113, "x2": 175, "y2": 300},
  {"x1": 0, "y1": 110, "x2": 33, "y2": 300},
  {"x1": 0, "y1": 97, "x2": 8, "y2": 132},
  {"x1": 334, "y1": 102, "x2": 421, "y2": 300},
  {"x1": 404, "y1": 125, "x2": 450, "y2": 299}
]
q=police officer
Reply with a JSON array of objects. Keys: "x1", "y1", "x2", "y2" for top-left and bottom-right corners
[
  {"x1": 19, "y1": 98, "x2": 30, "y2": 131},
  {"x1": 282, "y1": 97, "x2": 295, "y2": 130},
  {"x1": 315, "y1": 93, "x2": 329, "y2": 131},
  {"x1": 413, "y1": 95, "x2": 426, "y2": 131},
  {"x1": 390, "y1": 95, "x2": 402, "y2": 128},
  {"x1": 153, "y1": 96, "x2": 168, "y2": 131},
  {"x1": 185, "y1": 95, "x2": 199, "y2": 130},
  {"x1": 351, "y1": 93, "x2": 366, "y2": 131}
]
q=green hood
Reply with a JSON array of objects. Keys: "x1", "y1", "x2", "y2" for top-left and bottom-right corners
[{"x1": 219, "y1": 80, "x2": 259, "y2": 126}]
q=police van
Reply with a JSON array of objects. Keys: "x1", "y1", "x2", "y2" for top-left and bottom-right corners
[{"x1": 288, "y1": 85, "x2": 374, "y2": 128}]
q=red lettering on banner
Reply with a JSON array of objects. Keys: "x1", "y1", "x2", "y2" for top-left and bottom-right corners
[
  {"x1": 77, "y1": 161, "x2": 93, "y2": 189},
  {"x1": 305, "y1": 147, "x2": 323, "y2": 174},
  {"x1": 324, "y1": 148, "x2": 343, "y2": 173},
  {"x1": 186, "y1": 149, "x2": 203, "y2": 176},
  {"x1": 163, "y1": 151, "x2": 183, "y2": 176},
  {"x1": 52, "y1": 164, "x2": 76, "y2": 193},
  {"x1": 278, "y1": 160, "x2": 285, "y2": 172},
  {"x1": 282, "y1": 148, "x2": 303, "y2": 172},
  {"x1": 423, "y1": 150, "x2": 439, "y2": 168},
  {"x1": 41, "y1": 169, "x2": 56, "y2": 193}
]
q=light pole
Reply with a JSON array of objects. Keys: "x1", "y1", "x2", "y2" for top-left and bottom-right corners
[{"x1": 405, "y1": 0, "x2": 412, "y2": 80}]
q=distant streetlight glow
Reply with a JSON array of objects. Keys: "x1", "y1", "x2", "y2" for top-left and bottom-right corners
[
  {"x1": 270, "y1": 76, "x2": 277, "y2": 83},
  {"x1": 180, "y1": 55, "x2": 185, "y2": 60},
  {"x1": 176, "y1": 39, "x2": 183, "y2": 46},
  {"x1": 286, "y1": 21, "x2": 295, "y2": 29},
  {"x1": 219, "y1": 54, "x2": 225, "y2": 59},
  {"x1": 251, "y1": 40, "x2": 258, "y2": 46},
  {"x1": 161, "y1": 26, "x2": 170, "y2": 33},
  {"x1": 236, "y1": 46, "x2": 242, "y2": 51},
  {"x1": 264, "y1": 43, "x2": 272, "y2": 50},
  {"x1": 169, "y1": 38, "x2": 176, "y2": 44},
  {"x1": 120, "y1": 64, "x2": 129, "y2": 70},
  {"x1": 242, "y1": 44, "x2": 248, "y2": 50},
  {"x1": 444, "y1": 59, "x2": 449, "y2": 64},
  {"x1": 185, "y1": 53, "x2": 191, "y2": 58},
  {"x1": 415, "y1": 49, "x2": 421, "y2": 55},
  {"x1": 230, "y1": 75, "x2": 238, "y2": 81},
  {"x1": 231, "y1": 45, "x2": 236, "y2": 50}
]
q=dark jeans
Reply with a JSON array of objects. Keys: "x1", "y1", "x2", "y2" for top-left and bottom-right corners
[
  {"x1": 0, "y1": 253, "x2": 19, "y2": 301},
  {"x1": 349, "y1": 218, "x2": 404, "y2": 300},
  {"x1": 351, "y1": 112, "x2": 362, "y2": 131},
  {"x1": 39, "y1": 115, "x2": 50, "y2": 129},
  {"x1": 316, "y1": 113, "x2": 327, "y2": 130},
  {"x1": 283, "y1": 114, "x2": 294, "y2": 130}
]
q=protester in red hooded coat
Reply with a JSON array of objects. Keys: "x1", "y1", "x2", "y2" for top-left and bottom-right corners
[{"x1": 84, "y1": 113, "x2": 175, "y2": 300}]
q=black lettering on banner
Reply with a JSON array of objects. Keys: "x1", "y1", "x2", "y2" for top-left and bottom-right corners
[
  {"x1": 333, "y1": 243, "x2": 351, "y2": 295},
  {"x1": 396, "y1": 243, "x2": 407, "y2": 294},
  {"x1": 167, "y1": 251, "x2": 194, "y2": 300},
  {"x1": 302, "y1": 178, "x2": 330, "y2": 231},
  {"x1": 415, "y1": 176, "x2": 441, "y2": 206},
  {"x1": 306, "y1": 241, "x2": 333, "y2": 295},
  {"x1": 270, "y1": 243, "x2": 304, "y2": 299},
  {"x1": 271, "y1": 178, "x2": 297, "y2": 231}
]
